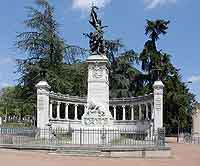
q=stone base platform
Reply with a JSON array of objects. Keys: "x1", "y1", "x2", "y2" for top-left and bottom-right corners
[{"x1": 0, "y1": 144, "x2": 171, "y2": 158}]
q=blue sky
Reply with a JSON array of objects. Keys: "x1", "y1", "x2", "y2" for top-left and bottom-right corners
[{"x1": 0, "y1": 0, "x2": 200, "y2": 100}]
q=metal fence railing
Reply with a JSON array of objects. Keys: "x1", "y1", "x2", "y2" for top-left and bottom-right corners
[
  {"x1": 179, "y1": 132, "x2": 200, "y2": 144},
  {"x1": 0, "y1": 127, "x2": 165, "y2": 148}
]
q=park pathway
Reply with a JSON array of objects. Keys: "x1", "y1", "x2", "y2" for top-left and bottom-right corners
[{"x1": 0, "y1": 142, "x2": 200, "y2": 166}]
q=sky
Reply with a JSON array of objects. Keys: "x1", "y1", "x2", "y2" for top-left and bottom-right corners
[{"x1": 0, "y1": 0, "x2": 200, "y2": 100}]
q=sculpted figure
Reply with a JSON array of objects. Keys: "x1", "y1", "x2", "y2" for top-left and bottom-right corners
[{"x1": 84, "y1": 5, "x2": 107, "y2": 55}]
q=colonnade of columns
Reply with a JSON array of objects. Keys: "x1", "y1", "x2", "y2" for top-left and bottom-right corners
[
  {"x1": 110, "y1": 103, "x2": 154, "y2": 121},
  {"x1": 49, "y1": 101, "x2": 154, "y2": 121},
  {"x1": 49, "y1": 101, "x2": 87, "y2": 121}
]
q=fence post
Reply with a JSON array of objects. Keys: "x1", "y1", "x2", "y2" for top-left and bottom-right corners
[
  {"x1": 157, "y1": 128, "x2": 165, "y2": 146},
  {"x1": 36, "y1": 81, "x2": 51, "y2": 131},
  {"x1": 80, "y1": 128, "x2": 82, "y2": 145}
]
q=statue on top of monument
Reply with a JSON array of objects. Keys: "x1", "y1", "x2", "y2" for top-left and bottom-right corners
[{"x1": 84, "y1": 5, "x2": 107, "y2": 55}]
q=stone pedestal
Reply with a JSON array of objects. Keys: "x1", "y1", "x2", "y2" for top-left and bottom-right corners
[
  {"x1": 153, "y1": 81, "x2": 164, "y2": 132},
  {"x1": 82, "y1": 54, "x2": 113, "y2": 128},
  {"x1": 77, "y1": 54, "x2": 116, "y2": 144},
  {"x1": 36, "y1": 81, "x2": 51, "y2": 130}
]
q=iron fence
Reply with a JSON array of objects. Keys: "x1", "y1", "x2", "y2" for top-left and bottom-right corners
[
  {"x1": 180, "y1": 133, "x2": 200, "y2": 144},
  {"x1": 0, "y1": 127, "x2": 165, "y2": 148}
]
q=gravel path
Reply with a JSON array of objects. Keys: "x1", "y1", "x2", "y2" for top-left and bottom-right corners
[{"x1": 0, "y1": 143, "x2": 200, "y2": 166}]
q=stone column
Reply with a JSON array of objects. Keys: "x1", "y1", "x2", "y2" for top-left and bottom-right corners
[
  {"x1": 145, "y1": 104, "x2": 149, "y2": 120},
  {"x1": 153, "y1": 80, "x2": 164, "y2": 131},
  {"x1": 113, "y1": 106, "x2": 117, "y2": 120},
  {"x1": 36, "y1": 81, "x2": 51, "y2": 129},
  {"x1": 65, "y1": 103, "x2": 69, "y2": 120},
  {"x1": 49, "y1": 101, "x2": 53, "y2": 119},
  {"x1": 193, "y1": 104, "x2": 200, "y2": 136},
  {"x1": 56, "y1": 102, "x2": 61, "y2": 120},
  {"x1": 151, "y1": 102, "x2": 154, "y2": 120},
  {"x1": 139, "y1": 104, "x2": 142, "y2": 120},
  {"x1": 84, "y1": 105, "x2": 87, "y2": 114},
  {"x1": 0, "y1": 116, "x2": 2, "y2": 126},
  {"x1": 131, "y1": 105, "x2": 134, "y2": 120},
  {"x1": 122, "y1": 105, "x2": 126, "y2": 120},
  {"x1": 75, "y1": 104, "x2": 78, "y2": 120}
]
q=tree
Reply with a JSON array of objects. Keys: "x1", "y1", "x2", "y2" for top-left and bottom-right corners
[
  {"x1": 140, "y1": 20, "x2": 170, "y2": 85},
  {"x1": 99, "y1": 39, "x2": 144, "y2": 98},
  {"x1": 140, "y1": 19, "x2": 196, "y2": 134},
  {"x1": 0, "y1": 86, "x2": 35, "y2": 124},
  {"x1": 16, "y1": 0, "x2": 65, "y2": 66},
  {"x1": 16, "y1": 0, "x2": 86, "y2": 99},
  {"x1": 145, "y1": 20, "x2": 170, "y2": 45},
  {"x1": 16, "y1": 0, "x2": 63, "y2": 98}
]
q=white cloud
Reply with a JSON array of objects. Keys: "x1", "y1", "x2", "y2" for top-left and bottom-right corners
[
  {"x1": 144, "y1": 0, "x2": 177, "y2": 9},
  {"x1": 188, "y1": 75, "x2": 200, "y2": 83},
  {"x1": 71, "y1": 0, "x2": 176, "y2": 13},
  {"x1": 72, "y1": 0, "x2": 111, "y2": 12}
]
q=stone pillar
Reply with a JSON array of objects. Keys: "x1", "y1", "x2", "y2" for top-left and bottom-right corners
[
  {"x1": 113, "y1": 106, "x2": 117, "y2": 120},
  {"x1": 36, "y1": 81, "x2": 51, "y2": 129},
  {"x1": 193, "y1": 104, "x2": 200, "y2": 136},
  {"x1": 75, "y1": 104, "x2": 78, "y2": 120},
  {"x1": 49, "y1": 101, "x2": 53, "y2": 119},
  {"x1": 153, "y1": 80, "x2": 164, "y2": 131},
  {"x1": 131, "y1": 105, "x2": 134, "y2": 120},
  {"x1": 56, "y1": 102, "x2": 61, "y2": 120},
  {"x1": 84, "y1": 105, "x2": 87, "y2": 114},
  {"x1": 151, "y1": 102, "x2": 154, "y2": 120},
  {"x1": 65, "y1": 103, "x2": 69, "y2": 120},
  {"x1": 0, "y1": 116, "x2": 2, "y2": 126},
  {"x1": 145, "y1": 104, "x2": 149, "y2": 120},
  {"x1": 139, "y1": 104, "x2": 142, "y2": 120},
  {"x1": 122, "y1": 105, "x2": 126, "y2": 120}
]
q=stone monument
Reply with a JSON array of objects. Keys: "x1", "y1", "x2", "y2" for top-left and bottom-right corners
[
  {"x1": 82, "y1": 5, "x2": 113, "y2": 128},
  {"x1": 72, "y1": 5, "x2": 117, "y2": 144}
]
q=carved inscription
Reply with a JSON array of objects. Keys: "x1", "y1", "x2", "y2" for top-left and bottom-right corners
[{"x1": 155, "y1": 96, "x2": 161, "y2": 112}]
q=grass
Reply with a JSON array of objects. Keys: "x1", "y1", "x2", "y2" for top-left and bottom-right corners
[{"x1": 111, "y1": 136, "x2": 127, "y2": 145}]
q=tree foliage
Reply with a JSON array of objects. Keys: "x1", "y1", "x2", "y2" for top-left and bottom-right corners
[
  {"x1": 0, "y1": 86, "x2": 35, "y2": 122},
  {"x1": 16, "y1": 0, "x2": 87, "y2": 99},
  {"x1": 140, "y1": 20, "x2": 196, "y2": 134}
]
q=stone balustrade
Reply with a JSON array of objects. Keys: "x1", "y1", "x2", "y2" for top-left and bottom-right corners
[{"x1": 49, "y1": 92, "x2": 154, "y2": 122}]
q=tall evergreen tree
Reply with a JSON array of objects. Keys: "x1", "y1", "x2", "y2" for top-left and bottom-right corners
[
  {"x1": 140, "y1": 20, "x2": 170, "y2": 86},
  {"x1": 16, "y1": 0, "x2": 86, "y2": 99},
  {"x1": 140, "y1": 19, "x2": 196, "y2": 134}
]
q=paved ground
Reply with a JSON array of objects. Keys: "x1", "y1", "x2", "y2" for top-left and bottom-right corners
[{"x1": 0, "y1": 142, "x2": 200, "y2": 166}]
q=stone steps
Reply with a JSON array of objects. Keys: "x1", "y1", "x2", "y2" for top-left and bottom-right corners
[{"x1": 54, "y1": 148, "x2": 102, "y2": 157}]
